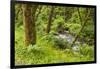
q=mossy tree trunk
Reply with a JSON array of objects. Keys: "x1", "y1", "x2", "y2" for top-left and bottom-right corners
[
  {"x1": 46, "y1": 6, "x2": 55, "y2": 33},
  {"x1": 22, "y1": 4, "x2": 38, "y2": 46}
]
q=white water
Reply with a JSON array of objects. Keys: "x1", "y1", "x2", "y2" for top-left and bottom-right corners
[{"x1": 55, "y1": 32, "x2": 80, "y2": 51}]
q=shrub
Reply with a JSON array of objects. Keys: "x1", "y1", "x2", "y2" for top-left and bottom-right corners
[
  {"x1": 80, "y1": 44, "x2": 94, "y2": 58},
  {"x1": 64, "y1": 24, "x2": 81, "y2": 34},
  {"x1": 54, "y1": 37, "x2": 70, "y2": 49}
]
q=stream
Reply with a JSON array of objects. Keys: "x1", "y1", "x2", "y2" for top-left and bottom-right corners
[{"x1": 54, "y1": 31, "x2": 83, "y2": 52}]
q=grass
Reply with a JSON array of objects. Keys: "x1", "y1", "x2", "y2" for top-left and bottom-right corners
[{"x1": 15, "y1": 26, "x2": 94, "y2": 65}]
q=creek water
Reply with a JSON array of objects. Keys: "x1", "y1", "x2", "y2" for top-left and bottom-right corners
[{"x1": 54, "y1": 31, "x2": 81, "y2": 52}]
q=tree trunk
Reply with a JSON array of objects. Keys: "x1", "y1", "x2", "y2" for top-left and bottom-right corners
[
  {"x1": 64, "y1": 7, "x2": 66, "y2": 24},
  {"x1": 77, "y1": 8, "x2": 82, "y2": 26},
  {"x1": 22, "y1": 4, "x2": 38, "y2": 46},
  {"x1": 46, "y1": 6, "x2": 55, "y2": 33}
]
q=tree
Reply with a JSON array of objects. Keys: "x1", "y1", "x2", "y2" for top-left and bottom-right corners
[
  {"x1": 35, "y1": 6, "x2": 42, "y2": 22},
  {"x1": 71, "y1": 8, "x2": 91, "y2": 47},
  {"x1": 22, "y1": 4, "x2": 38, "y2": 46},
  {"x1": 15, "y1": 4, "x2": 23, "y2": 27},
  {"x1": 46, "y1": 6, "x2": 55, "y2": 33}
]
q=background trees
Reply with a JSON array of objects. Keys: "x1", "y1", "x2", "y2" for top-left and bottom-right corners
[{"x1": 15, "y1": 3, "x2": 95, "y2": 65}]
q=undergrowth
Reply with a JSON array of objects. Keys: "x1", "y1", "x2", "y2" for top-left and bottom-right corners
[{"x1": 15, "y1": 27, "x2": 94, "y2": 65}]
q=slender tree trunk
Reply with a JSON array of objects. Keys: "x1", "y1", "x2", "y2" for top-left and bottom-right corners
[
  {"x1": 22, "y1": 4, "x2": 38, "y2": 46},
  {"x1": 64, "y1": 7, "x2": 66, "y2": 24},
  {"x1": 46, "y1": 6, "x2": 55, "y2": 33},
  {"x1": 35, "y1": 6, "x2": 42, "y2": 21},
  {"x1": 77, "y1": 8, "x2": 82, "y2": 26},
  {"x1": 71, "y1": 8, "x2": 90, "y2": 47}
]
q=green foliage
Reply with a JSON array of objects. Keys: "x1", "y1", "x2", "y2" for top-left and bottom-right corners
[
  {"x1": 15, "y1": 4, "x2": 23, "y2": 28},
  {"x1": 68, "y1": 8, "x2": 85, "y2": 24},
  {"x1": 65, "y1": 23, "x2": 81, "y2": 34},
  {"x1": 51, "y1": 15, "x2": 64, "y2": 32},
  {"x1": 15, "y1": 4, "x2": 95, "y2": 65},
  {"x1": 54, "y1": 37, "x2": 69, "y2": 49},
  {"x1": 15, "y1": 27, "x2": 94, "y2": 65},
  {"x1": 80, "y1": 44, "x2": 94, "y2": 58}
]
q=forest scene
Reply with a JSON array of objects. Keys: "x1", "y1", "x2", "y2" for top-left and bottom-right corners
[{"x1": 15, "y1": 3, "x2": 95, "y2": 65}]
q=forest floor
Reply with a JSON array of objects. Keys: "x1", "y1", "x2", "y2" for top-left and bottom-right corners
[{"x1": 15, "y1": 27, "x2": 94, "y2": 65}]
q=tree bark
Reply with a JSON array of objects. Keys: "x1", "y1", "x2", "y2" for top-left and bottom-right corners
[
  {"x1": 22, "y1": 4, "x2": 38, "y2": 46},
  {"x1": 46, "y1": 6, "x2": 55, "y2": 33}
]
